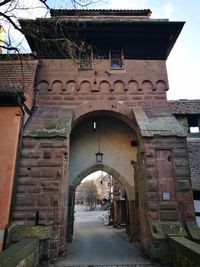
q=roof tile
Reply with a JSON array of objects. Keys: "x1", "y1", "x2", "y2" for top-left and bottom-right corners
[
  {"x1": 168, "y1": 100, "x2": 200, "y2": 114},
  {"x1": 0, "y1": 60, "x2": 38, "y2": 94},
  {"x1": 188, "y1": 141, "x2": 200, "y2": 191}
]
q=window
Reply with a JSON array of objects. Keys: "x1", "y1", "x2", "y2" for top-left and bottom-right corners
[
  {"x1": 110, "y1": 49, "x2": 123, "y2": 69},
  {"x1": 79, "y1": 50, "x2": 93, "y2": 70},
  {"x1": 188, "y1": 115, "x2": 200, "y2": 133}
]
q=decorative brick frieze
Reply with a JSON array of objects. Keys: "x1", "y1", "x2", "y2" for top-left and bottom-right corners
[{"x1": 35, "y1": 59, "x2": 169, "y2": 110}]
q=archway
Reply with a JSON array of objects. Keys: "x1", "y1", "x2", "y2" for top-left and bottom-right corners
[{"x1": 67, "y1": 113, "x2": 139, "y2": 245}]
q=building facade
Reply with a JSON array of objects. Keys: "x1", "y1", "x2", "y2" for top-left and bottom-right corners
[
  {"x1": 0, "y1": 9, "x2": 200, "y2": 262},
  {"x1": 169, "y1": 100, "x2": 200, "y2": 227}
]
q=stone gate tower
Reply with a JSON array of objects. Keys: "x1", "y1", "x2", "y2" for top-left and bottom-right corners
[{"x1": 4, "y1": 9, "x2": 199, "y2": 261}]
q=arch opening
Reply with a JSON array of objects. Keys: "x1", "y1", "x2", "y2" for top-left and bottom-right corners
[
  {"x1": 67, "y1": 113, "x2": 140, "y2": 250},
  {"x1": 69, "y1": 169, "x2": 133, "y2": 245}
]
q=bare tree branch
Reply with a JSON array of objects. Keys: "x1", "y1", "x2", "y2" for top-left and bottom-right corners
[
  {"x1": 0, "y1": 0, "x2": 12, "y2": 7},
  {"x1": 0, "y1": 44, "x2": 19, "y2": 52},
  {"x1": 38, "y1": 0, "x2": 50, "y2": 10},
  {"x1": 0, "y1": 11, "x2": 22, "y2": 32}
]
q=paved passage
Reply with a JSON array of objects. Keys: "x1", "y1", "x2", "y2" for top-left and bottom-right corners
[{"x1": 45, "y1": 205, "x2": 170, "y2": 267}]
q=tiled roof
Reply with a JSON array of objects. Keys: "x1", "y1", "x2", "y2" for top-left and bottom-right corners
[
  {"x1": 188, "y1": 140, "x2": 200, "y2": 191},
  {"x1": 168, "y1": 100, "x2": 200, "y2": 114},
  {"x1": 0, "y1": 59, "x2": 38, "y2": 95},
  {"x1": 50, "y1": 9, "x2": 152, "y2": 17}
]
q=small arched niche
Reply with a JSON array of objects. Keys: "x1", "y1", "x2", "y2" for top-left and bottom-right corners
[
  {"x1": 66, "y1": 80, "x2": 77, "y2": 93},
  {"x1": 37, "y1": 80, "x2": 49, "y2": 92},
  {"x1": 99, "y1": 80, "x2": 111, "y2": 93},
  {"x1": 155, "y1": 80, "x2": 167, "y2": 92},
  {"x1": 127, "y1": 80, "x2": 139, "y2": 93},
  {"x1": 114, "y1": 81, "x2": 125, "y2": 92},
  {"x1": 141, "y1": 80, "x2": 153, "y2": 93},
  {"x1": 79, "y1": 81, "x2": 91, "y2": 92},
  {"x1": 51, "y1": 80, "x2": 63, "y2": 91}
]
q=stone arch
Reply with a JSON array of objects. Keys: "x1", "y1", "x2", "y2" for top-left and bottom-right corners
[
  {"x1": 113, "y1": 80, "x2": 125, "y2": 92},
  {"x1": 65, "y1": 80, "x2": 77, "y2": 92},
  {"x1": 155, "y1": 80, "x2": 167, "y2": 92},
  {"x1": 37, "y1": 80, "x2": 49, "y2": 91},
  {"x1": 68, "y1": 114, "x2": 138, "y2": 242},
  {"x1": 99, "y1": 80, "x2": 111, "y2": 93},
  {"x1": 72, "y1": 164, "x2": 133, "y2": 201},
  {"x1": 127, "y1": 80, "x2": 139, "y2": 93},
  {"x1": 51, "y1": 80, "x2": 63, "y2": 91},
  {"x1": 69, "y1": 114, "x2": 137, "y2": 201},
  {"x1": 79, "y1": 80, "x2": 91, "y2": 92},
  {"x1": 72, "y1": 101, "x2": 137, "y2": 130},
  {"x1": 141, "y1": 80, "x2": 153, "y2": 93}
]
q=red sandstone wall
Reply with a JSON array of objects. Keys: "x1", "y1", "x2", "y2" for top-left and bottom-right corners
[
  {"x1": 0, "y1": 107, "x2": 21, "y2": 251},
  {"x1": 36, "y1": 59, "x2": 169, "y2": 109},
  {"x1": 13, "y1": 137, "x2": 69, "y2": 257}
]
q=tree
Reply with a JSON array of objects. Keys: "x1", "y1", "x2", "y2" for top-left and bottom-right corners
[
  {"x1": 82, "y1": 180, "x2": 99, "y2": 210},
  {"x1": 0, "y1": 0, "x2": 99, "y2": 53}
]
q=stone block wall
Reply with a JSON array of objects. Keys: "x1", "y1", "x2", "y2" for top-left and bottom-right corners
[
  {"x1": 141, "y1": 136, "x2": 195, "y2": 222},
  {"x1": 137, "y1": 135, "x2": 196, "y2": 260},
  {"x1": 13, "y1": 136, "x2": 69, "y2": 258},
  {"x1": 36, "y1": 59, "x2": 169, "y2": 109}
]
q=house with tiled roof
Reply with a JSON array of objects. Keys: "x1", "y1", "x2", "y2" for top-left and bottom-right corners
[
  {"x1": 169, "y1": 100, "x2": 200, "y2": 226},
  {"x1": 0, "y1": 54, "x2": 37, "y2": 251}
]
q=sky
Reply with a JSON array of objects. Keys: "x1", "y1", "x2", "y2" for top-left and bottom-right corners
[{"x1": 1, "y1": 0, "x2": 200, "y2": 100}]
